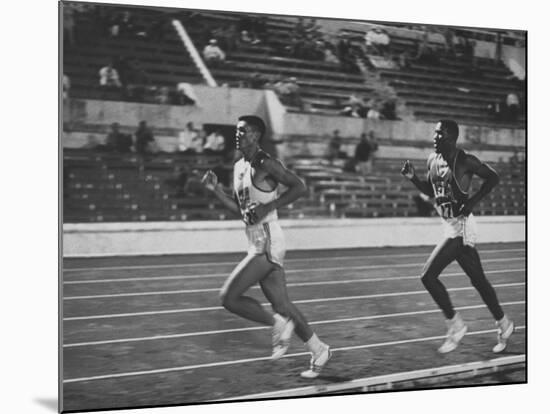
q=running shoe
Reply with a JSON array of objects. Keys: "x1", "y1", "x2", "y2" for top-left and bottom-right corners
[
  {"x1": 493, "y1": 316, "x2": 514, "y2": 353},
  {"x1": 272, "y1": 318, "x2": 295, "y2": 359},
  {"x1": 438, "y1": 313, "x2": 468, "y2": 354},
  {"x1": 300, "y1": 345, "x2": 332, "y2": 379}
]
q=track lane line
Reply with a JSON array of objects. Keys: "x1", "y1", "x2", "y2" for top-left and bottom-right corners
[
  {"x1": 63, "y1": 256, "x2": 526, "y2": 285},
  {"x1": 63, "y1": 301, "x2": 525, "y2": 347},
  {"x1": 63, "y1": 282, "x2": 525, "y2": 321},
  {"x1": 63, "y1": 267, "x2": 525, "y2": 299},
  {"x1": 62, "y1": 326, "x2": 525, "y2": 384}
]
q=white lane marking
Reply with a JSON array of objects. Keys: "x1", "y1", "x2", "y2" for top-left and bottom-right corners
[
  {"x1": 62, "y1": 326, "x2": 525, "y2": 384},
  {"x1": 63, "y1": 248, "x2": 525, "y2": 273},
  {"x1": 63, "y1": 282, "x2": 525, "y2": 321},
  {"x1": 63, "y1": 267, "x2": 525, "y2": 299},
  {"x1": 63, "y1": 301, "x2": 525, "y2": 348}
]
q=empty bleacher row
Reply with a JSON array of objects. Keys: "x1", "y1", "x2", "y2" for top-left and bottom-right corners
[{"x1": 63, "y1": 150, "x2": 526, "y2": 223}]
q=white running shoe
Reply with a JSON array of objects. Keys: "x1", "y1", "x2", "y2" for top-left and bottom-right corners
[
  {"x1": 493, "y1": 316, "x2": 514, "y2": 353},
  {"x1": 272, "y1": 318, "x2": 295, "y2": 359},
  {"x1": 438, "y1": 314, "x2": 468, "y2": 354},
  {"x1": 300, "y1": 346, "x2": 332, "y2": 379}
]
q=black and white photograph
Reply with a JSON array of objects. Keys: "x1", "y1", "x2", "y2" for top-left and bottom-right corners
[{"x1": 58, "y1": 0, "x2": 529, "y2": 412}]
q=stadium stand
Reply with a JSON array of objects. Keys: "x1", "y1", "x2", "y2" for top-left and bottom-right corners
[{"x1": 62, "y1": 4, "x2": 525, "y2": 223}]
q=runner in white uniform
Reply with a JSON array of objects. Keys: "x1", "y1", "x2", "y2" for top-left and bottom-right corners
[
  {"x1": 401, "y1": 120, "x2": 514, "y2": 354},
  {"x1": 202, "y1": 115, "x2": 331, "y2": 378}
]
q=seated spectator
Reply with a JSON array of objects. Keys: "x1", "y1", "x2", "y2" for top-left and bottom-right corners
[
  {"x1": 105, "y1": 122, "x2": 132, "y2": 152},
  {"x1": 110, "y1": 10, "x2": 134, "y2": 37},
  {"x1": 326, "y1": 130, "x2": 348, "y2": 162},
  {"x1": 340, "y1": 93, "x2": 367, "y2": 118},
  {"x1": 203, "y1": 129, "x2": 226, "y2": 154},
  {"x1": 505, "y1": 92, "x2": 520, "y2": 122},
  {"x1": 135, "y1": 121, "x2": 156, "y2": 154},
  {"x1": 155, "y1": 86, "x2": 171, "y2": 104},
  {"x1": 487, "y1": 98, "x2": 504, "y2": 122},
  {"x1": 99, "y1": 62, "x2": 122, "y2": 89},
  {"x1": 247, "y1": 72, "x2": 265, "y2": 89},
  {"x1": 354, "y1": 133, "x2": 372, "y2": 175},
  {"x1": 324, "y1": 44, "x2": 340, "y2": 64},
  {"x1": 442, "y1": 27, "x2": 456, "y2": 57},
  {"x1": 380, "y1": 99, "x2": 397, "y2": 120},
  {"x1": 178, "y1": 122, "x2": 203, "y2": 153},
  {"x1": 366, "y1": 101, "x2": 382, "y2": 119},
  {"x1": 274, "y1": 77, "x2": 303, "y2": 110},
  {"x1": 365, "y1": 27, "x2": 390, "y2": 56},
  {"x1": 63, "y1": 73, "x2": 70, "y2": 101},
  {"x1": 203, "y1": 39, "x2": 226, "y2": 66}
]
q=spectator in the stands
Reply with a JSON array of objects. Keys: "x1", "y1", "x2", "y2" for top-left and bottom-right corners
[
  {"x1": 203, "y1": 129, "x2": 226, "y2": 154},
  {"x1": 505, "y1": 92, "x2": 520, "y2": 122},
  {"x1": 178, "y1": 122, "x2": 203, "y2": 153},
  {"x1": 247, "y1": 72, "x2": 266, "y2": 89},
  {"x1": 63, "y1": 73, "x2": 70, "y2": 101},
  {"x1": 105, "y1": 122, "x2": 132, "y2": 152},
  {"x1": 364, "y1": 27, "x2": 391, "y2": 56},
  {"x1": 203, "y1": 39, "x2": 226, "y2": 66},
  {"x1": 442, "y1": 27, "x2": 456, "y2": 57},
  {"x1": 354, "y1": 132, "x2": 376, "y2": 175},
  {"x1": 135, "y1": 121, "x2": 156, "y2": 154},
  {"x1": 340, "y1": 94, "x2": 367, "y2": 118},
  {"x1": 110, "y1": 10, "x2": 134, "y2": 37},
  {"x1": 324, "y1": 42, "x2": 340, "y2": 64},
  {"x1": 304, "y1": 18, "x2": 321, "y2": 38},
  {"x1": 487, "y1": 97, "x2": 504, "y2": 122},
  {"x1": 366, "y1": 101, "x2": 382, "y2": 120},
  {"x1": 155, "y1": 86, "x2": 171, "y2": 104},
  {"x1": 337, "y1": 34, "x2": 356, "y2": 72},
  {"x1": 99, "y1": 62, "x2": 122, "y2": 89},
  {"x1": 294, "y1": 17, "x2": 306, "y2": 38},
  {"x1": 415, "y1": 27, "x2": 430, "y2": 60},
  {"x1": 326, "y1": 129, "x2": 347, "y2": 163},
  {"x1": 276, "y1": 77, "x2": 304, "y2": 110}
]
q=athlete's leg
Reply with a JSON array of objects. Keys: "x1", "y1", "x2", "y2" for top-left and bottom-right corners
[
  {"x1": 259, "y1": 266, "x2": 314, "y2": 342},
  {"x1": 456, "y1": 245, "x2": 504, "y2": 321},
  {"x1": 260, "y1": 264, "x2": 330, "y2": 378},
  {"x1": 219, "y1": 254, "x2": 276, "y2": 326},
  {"x1": 421, "y1": 237, "x2": 462, "y2": 319}
]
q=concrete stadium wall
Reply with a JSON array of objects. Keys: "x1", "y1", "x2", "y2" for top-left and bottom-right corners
[
  {"x1": 64, "y1": 95, "x2": 525, "y2": 160},
  {"x1": 63, "y1": 216, "x2": 525, "y2": 257}
]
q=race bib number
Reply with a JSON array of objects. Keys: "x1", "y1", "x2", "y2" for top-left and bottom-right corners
[{"x1": 437, "y1": 202, "x2": 454, "y2": 219}]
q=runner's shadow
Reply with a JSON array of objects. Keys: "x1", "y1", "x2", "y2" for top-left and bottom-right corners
[{"x1": 34, "y1": 398, "x2": 58, "y2": 412}]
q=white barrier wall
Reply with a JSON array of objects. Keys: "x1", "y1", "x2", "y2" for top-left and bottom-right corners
[{"x1": 63, "y1": 216, "x2": 525, "y2": 257}]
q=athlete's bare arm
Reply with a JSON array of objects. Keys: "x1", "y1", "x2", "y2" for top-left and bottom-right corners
[
  {"x1": 401, "y1": 158, "x2": 435, "y2": 197},
  {"x1": 253, "y1": 158, "x2": 307, "y2": 221},
  {"x1": 458, "y1": 153, "x2": 500, "y2": 216},
  {"x1": 201, "y1": 170, "x2": 241, "y2": 215}
]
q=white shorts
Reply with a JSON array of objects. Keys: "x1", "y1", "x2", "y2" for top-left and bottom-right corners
[
  {"x1": 441, "y1": 214, "x2": 478, "y2": 247},
  {"x1": 245, "y1": 221, "x2": 286, "y2": 267}
]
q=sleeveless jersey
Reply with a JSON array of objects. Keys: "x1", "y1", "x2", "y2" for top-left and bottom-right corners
[
  {"x1": 428, "y1": 150, "x2": 469, "y2": 219},
  {"x1": 233, "y1": 151, "x2": 278, "y2": 226}
]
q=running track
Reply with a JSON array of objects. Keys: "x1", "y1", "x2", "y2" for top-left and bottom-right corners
[{"x1": 61, "y1": 241, "x2": 526, "y2": 412}]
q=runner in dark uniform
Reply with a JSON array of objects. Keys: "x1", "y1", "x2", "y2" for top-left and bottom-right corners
[{"x1": 401, "y1": 120, "x2": 514, "y2": 353}]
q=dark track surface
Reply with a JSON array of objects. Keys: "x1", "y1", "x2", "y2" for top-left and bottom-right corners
[{"x1": 62, "y1": 242, "x2": 526, "y2": 412}]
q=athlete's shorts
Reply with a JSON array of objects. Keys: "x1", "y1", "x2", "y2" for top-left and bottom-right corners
[
  {"x1": 245, "y1": 221, "x2": 286, "y2": 267},
  {"x1": 441, "y1": 214, "x2": 478, "y2": 247}
]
